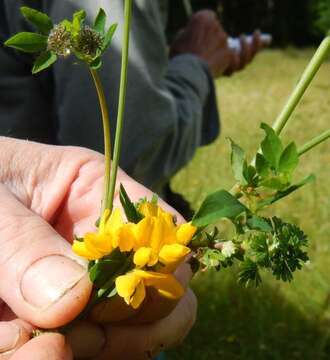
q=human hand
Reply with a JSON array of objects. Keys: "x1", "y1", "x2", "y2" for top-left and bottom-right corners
[
  {"x1": 0, "y1": 137, "x2": 196, "y2": 359},
  {"x1": 170, "y1": 10, "x2": 264, "y2": 78}
]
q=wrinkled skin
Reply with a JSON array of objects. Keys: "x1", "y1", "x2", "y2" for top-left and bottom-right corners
[{"x1": 0, "y1": 137, "x2": 197, "y2": 360}]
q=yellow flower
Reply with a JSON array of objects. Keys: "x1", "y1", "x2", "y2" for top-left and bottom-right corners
[
  {"x1": 72, "y1": 208, "x2": 126, "y2": 260},
  {"x1": 119, "y1": 202, "x2": 197, "y2": 270},
  {"x1": 115, "y1": 269, "x2": 184, "y2": 309},
  {"x1": 73, "y1": 201, "x2": 197, "y2": 308}
]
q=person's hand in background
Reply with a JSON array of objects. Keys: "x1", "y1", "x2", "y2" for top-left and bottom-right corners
[
  {"x1": 0, "y1": 137, "x2": 197, "y2": 359},
  {"x1": 170, "y1": 10, "x2": 264, "y2": 78}
]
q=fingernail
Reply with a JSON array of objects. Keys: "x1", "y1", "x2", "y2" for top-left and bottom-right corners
[
  {"x1": 0, "y1": 323, "x2": 20, "y2": 353},
  {"x1": 21, "y1": 255, "x2": 86, "y2": 309}
]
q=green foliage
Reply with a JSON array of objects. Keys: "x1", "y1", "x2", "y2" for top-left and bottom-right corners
[
  {"x1": 246, "y1": 215, "x2": 272, "y2": 232},
  {"x1": 21, "y1": 6, "x2": 53, "y2": 35},
  {"x1": 32, "y1": 51, "x2": 57, "y2": 74},
  {"x1": 89, "y1": 249, "x2": 127, "y2": 288},
  {"x1": 228, "y1": 121, "x2": 314, "y2": 208},
  {"x1": 4, "y1": 6, "x2": 118, "y2": 73},
  {"x1": 314, "y1": 0, "x2": 330, "y2": 35},
  {"x1": 268, "y1": 217, "x2": 309, "y2": 282},
  {"x1": 238, "y1": 258, "x2": 261, "y2": 287},
  {"x1": 102, "y1": 24, "x2": 118, "y2": 52},
  {"x1": 255, "y1": 153, "x2": 269, "y2": 178},
  {"x1": 260, "y1": 123, "x2": 283, "y2": 170},
  {"x1": 94, "y1": 8, "x2": 107, "y2": 34},
  {"x1": 192, "y1": 190, "x2": 248, "y2": 227},
  {"x1": 72, "y1": 10, "x2": 86, "y2": 35},
  {"x1": 193, "y1": 215, "x2": 309, "y2": 287},
  {"x1": 258, "y1": 174, "x2": 316, "y2": 208},
  {"x1": 278, "y1": 142, "x2": 299, "y2": 175},
  {"x1": 229, "y1": 139, "x2": 247, "y2": 184},
  {"x1": 4, "y1": 32, "x2": 47, "y2": 53},
  {"x1": 119, "y1": 184, "x2": 144, "y2": 223}
]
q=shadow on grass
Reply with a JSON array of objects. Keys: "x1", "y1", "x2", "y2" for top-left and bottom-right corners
[{"x1": 168, "y1": 269, "x2": 330, "y2": 360}]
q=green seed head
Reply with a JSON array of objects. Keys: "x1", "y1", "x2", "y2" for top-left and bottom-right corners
[
  {"x1": 47, "y1": 24, "x2": 72, "y2": 57},
  {"x1": 74, "y1": 25, "x2": 103, "y2": 59}
]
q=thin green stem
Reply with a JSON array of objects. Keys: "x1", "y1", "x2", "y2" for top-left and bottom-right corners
[
  {"x1": 272, "y1": 36, "x2": 330, "y2": 135},
  {"x1": 107, "y1": 0, "x2": 133, "y2": 213},
  {"x1": 90, "y1": 68, "x2": 112, "y2": 213},
  {"x1": 298, "y1": 129, "x2": 330, "y2": 156}
]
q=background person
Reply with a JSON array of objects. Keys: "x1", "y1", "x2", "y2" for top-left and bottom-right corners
[{"x1": 0, "y1": 0, "x2": 263, "y2": 218}]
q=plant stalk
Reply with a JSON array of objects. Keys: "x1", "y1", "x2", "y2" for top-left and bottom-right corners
[
  {"x1": 298, "y1": 129, "x2": 330, "y2": 156},
  {"x1": 90, "y1": 68, "x2": 112, "y2": 213},
  {"x1": 272, "y1": 36, "x2": 330, "y2": 135},
  {"x1": 107, "y1": 0, "x2": 133, "y2": 213}
]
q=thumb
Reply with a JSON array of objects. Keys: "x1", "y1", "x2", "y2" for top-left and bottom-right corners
[{"x1": 0, "y1": 185, "x2": 92, "y2": 329}]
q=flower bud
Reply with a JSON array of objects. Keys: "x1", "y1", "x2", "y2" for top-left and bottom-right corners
[
  {"x1": 47, "y1": 24, "x2": 72, "y2": 57},
  {"x1": 74, "y1": 25, "x2": 103, "y2": 59}
]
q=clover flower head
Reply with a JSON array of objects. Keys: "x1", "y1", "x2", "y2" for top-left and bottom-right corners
[
  {"x1": 75, "y1": 25, "x2": 103, "y2": 58},
  {"x1": 47, "y1": 24, "x2": 72, "y2": 57}
]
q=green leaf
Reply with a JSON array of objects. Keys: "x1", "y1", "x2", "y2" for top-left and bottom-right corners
[
  {"x1": 94, "y1": 8, "x2": 107, "y2": 33},
  {"x1": 60, "y1": 19, "x2": 73, "y2": 31},
  {"x1": 4, "y1": 32, "x2": 48, "y2": 53},
  {"x1": 278, "y1": 142, "x2": 299, "y2": 174},
  {"x1": 21, "y1": 6, "x2": 53, "y2": 35},
  {"x1": 32, "y1": 51, "x2": 57, "y2": 74},
  {"x1": 255, "y1": 153, "x2": 269, "y2": 178},
  {"x1": 242, "y1": 165, "x2": 257, "y2": 186},
  {"x1": 72, "y1": 10, "x2": 86, "y2": 34},
  {"x1": 259, "y1": 175, "x2": 288, "y2": 190},
  {"x1": 119, "y1": 184, "x2": 144, "y2": 223},
  {"x1": 247, "y1": 215, "x2": 272, "y2": 232},
  {"x1": 238, "y1": 258, "x2": 262, "y2": 287},
  {"x1": 258, "y1": 174, "x2": 316, "y2": 208},
  {"x1": 229, "y1": 139, "x2": 247, "y2": 184},
  {"x1": 107, "y1": 287, "x2": 118, "y2": 298},
  {"x1": 192, "y1": 190, "x2": 248, "y2": 227},
  {"x1": 260, "y1": 123, "x2": 283, "y2": 170},
  {"x1": 89, "y1": 249, "x2": 126, "y2": 288},
  {"x1": 102, "y1": 23, "x2": 118, "y2": 52},
  {"x1": 90, "y1": 57, "x2": 102, "y2": 70}
]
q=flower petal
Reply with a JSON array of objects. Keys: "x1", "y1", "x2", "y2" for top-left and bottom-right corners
[
  {"x1": 159, "y1": 244, "x2": 191, "y2": 265},
  {"x1": 118, "y1": 224, "x2": 135, "y2": 252},
  {"x1": 133, "y1": 247, "x2": 158, "y2": 267},
  {"x1": 84, "y1": 233, "x2": 112, "y2": 254},
  {"x1": 138, "y1": 202, "x2": 158, "y2": 217},
  {"x1": 136, "y1": 270, "x2": 185, "y2": 300},
  {"x1": 176, "y1": 222, "x2": 197, "y2": 245},
  {"x1": 106, "y1": 208, "x2": 124, "y2": 235},
  {"x1": 130, "y1": 281, "x2": 146, "y2": 309},
  {"x1": 72, "y1": 240, "x2": 102, "y2": 260},
  {"x1": 116, "y1": 272, "x2": 141, "y2": 303},
  {"x1": 133, "y1": 217, "x2": 153, "y2": 249}
]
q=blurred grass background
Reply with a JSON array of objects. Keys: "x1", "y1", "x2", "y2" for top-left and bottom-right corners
[{"x1": 168, "y1": 49, "x2": 330, "y2": 360}]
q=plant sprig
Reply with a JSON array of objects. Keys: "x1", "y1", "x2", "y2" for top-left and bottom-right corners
[{"x1": 4, "y1": 4, "x2": 330, "y2": 298}]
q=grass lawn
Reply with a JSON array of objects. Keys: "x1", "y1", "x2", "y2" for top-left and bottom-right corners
[{"x1": 168, "y1": 49, "x2": 330, "y2": 360}]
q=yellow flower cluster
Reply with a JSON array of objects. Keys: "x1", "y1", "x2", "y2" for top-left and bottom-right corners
[{"x1": 72, "y1": 201, "x2": 197, "y2": 309}]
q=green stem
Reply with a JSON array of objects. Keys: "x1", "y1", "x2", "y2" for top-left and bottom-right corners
[
  {"x1": 298, "y1": 129, "x2": 330, "y2": 156},
  {"x1": 90, "y1": 68, "x2": 112, "y2": 213},
  {"x1": 107, "y1": 0, "x2": 133, "y2": 213},
  {"x1": 272, "y1": 36, "x2": 330, "y2": 135}
]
